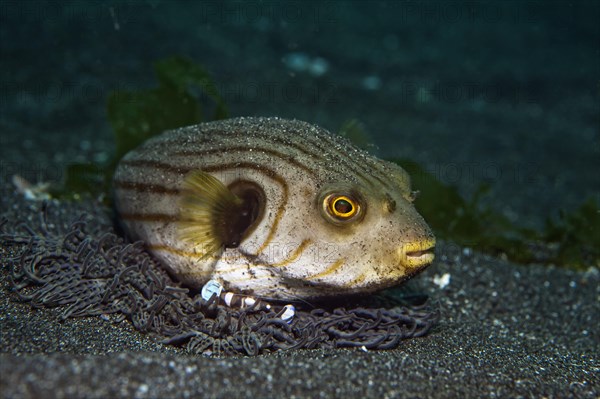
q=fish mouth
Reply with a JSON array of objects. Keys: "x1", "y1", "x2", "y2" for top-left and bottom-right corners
[{"x1": 401, "y1": 239, "x2": 436, "y2": 269}]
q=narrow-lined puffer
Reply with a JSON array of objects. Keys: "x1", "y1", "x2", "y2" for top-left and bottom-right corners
[{"x1": 113, "y1": 117, "x2": 435, "y2": 301}]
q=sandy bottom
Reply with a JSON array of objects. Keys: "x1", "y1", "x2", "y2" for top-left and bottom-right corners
[{"x1": 1, "y1": 185, "x2": 597, "y2": 398}]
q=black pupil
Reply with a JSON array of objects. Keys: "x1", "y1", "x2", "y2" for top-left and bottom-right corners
[{"x1": 334, "y1": 199, "x2": 353, "y2": 214}]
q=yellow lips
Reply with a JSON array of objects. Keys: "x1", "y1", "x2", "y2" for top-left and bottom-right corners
[{"x1": 399, "y1": 238, "x2": 436, "y2": 269}]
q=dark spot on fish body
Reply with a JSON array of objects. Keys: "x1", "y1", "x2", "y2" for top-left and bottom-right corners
[
  {"x1": 221, "y1": 181, "x2": 266, "y2": 248},
  {"x1": 301, "y1": 187, "x2": 312, "y2": 198},
  {"x1": 384, "y1": 193, "x2": 397, "y2": 213}
]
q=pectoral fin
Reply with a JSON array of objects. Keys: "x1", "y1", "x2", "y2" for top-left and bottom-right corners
[{"x1": 178, "y1": 170, "x2": 243, "y2": 259}]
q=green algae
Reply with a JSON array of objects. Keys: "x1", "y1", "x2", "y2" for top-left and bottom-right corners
[
  {"x1": 110, "y1": 56, "x2": 228, "y2": 161},
  {"x1": 540, "y1": 198, "x2": 600, "y2": 269},
  {"x1": 338, "y1": 119, "x2": 377, "y2": 152},
  {"x1": 390, "y1": 159, "x2": 599, "y2": 270},
  {"x1": 54, "y1": 56, "x2": 227, "y2": 200},
  {"x1": 391, "y1": 159, "x2": 535, "y2": 262}
]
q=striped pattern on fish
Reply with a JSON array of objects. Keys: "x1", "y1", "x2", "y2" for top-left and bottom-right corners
[{"x1": 114, "y1": 117, "x2": 435, "y2": 300}]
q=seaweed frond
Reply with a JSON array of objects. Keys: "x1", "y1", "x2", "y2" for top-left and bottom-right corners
[
  {"x1": 51, "y1": 56, "x2": 229, "y2": 201},
  {"x1": 391, "y1": 158, "x2": 599, "y2": 270}
]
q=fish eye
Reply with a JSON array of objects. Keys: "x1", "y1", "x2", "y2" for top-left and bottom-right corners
[
  {"x1": 330, "y1": 196, "x2": 356, "y2": 218},
  {"x1": 322, "y1": 193, "x2": 363, "y2": 223}
]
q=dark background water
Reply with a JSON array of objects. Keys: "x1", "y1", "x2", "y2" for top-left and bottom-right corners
[{"x1": 1, "y1": 0, "x2": 598, "y2": 228}]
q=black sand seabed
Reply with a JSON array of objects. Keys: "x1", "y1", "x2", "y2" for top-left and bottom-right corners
[{"x1": 0, "y1": 186, "x2": 598, "y2": 398}]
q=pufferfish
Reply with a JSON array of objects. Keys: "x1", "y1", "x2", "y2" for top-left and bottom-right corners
[{"x1": 113, "y1": 117, "x2": 435, "y2": 301}]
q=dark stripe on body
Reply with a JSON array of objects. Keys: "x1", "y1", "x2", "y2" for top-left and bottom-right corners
[
  {"x1": 138, "y1": 126, "x2": 394, "y2": 191},
  {"x1": 119, "y1": 213, "x2": 178, "y2": 222},
  {"x1": 117, "y1": 160, "x2": 289, "y2": 257},
  {"x1": 170, "y1": 146, "x2": 318, "y2": 178},
  {"x1": 114, "y1": 180, "x2": 179, "y2": 194}
]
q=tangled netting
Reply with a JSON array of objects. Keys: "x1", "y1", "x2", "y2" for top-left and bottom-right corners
[{"x1": 0, "y1": 203, "x2": 437, "y2": 357}]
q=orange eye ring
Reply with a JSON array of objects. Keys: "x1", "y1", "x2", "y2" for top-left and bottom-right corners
[
  {"x1": 330, "y1": 195, "x2": 356, "y2": 218},
  {"x1": 324, "y1": 194, "x2": 360, "y2": 220}
]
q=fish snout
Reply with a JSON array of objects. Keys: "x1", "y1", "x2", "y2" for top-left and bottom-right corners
[{"x1": 398, "y1": 237, "x2": 436, "y2": 270}]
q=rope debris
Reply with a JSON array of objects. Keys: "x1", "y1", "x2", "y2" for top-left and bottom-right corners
[{"x1": 0, "y1": 202, "x2": 437, "y2": 357}]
